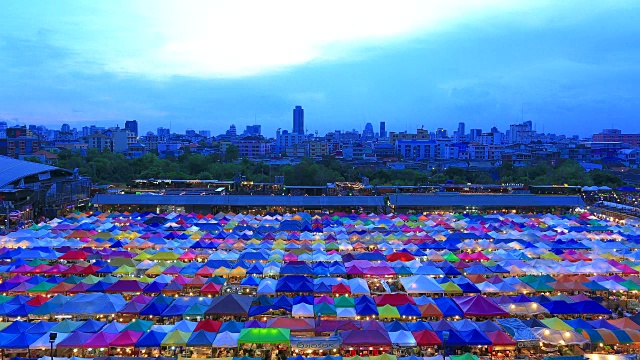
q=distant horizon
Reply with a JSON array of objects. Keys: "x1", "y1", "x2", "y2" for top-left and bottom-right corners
[
  {"x1": 0, "y1": 115, "x2": 634, "y2": 140},
  {"x1": 2, "y1": 1, "x2": 640, "y2": 137}
]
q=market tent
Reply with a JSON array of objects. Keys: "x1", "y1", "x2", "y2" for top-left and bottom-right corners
[
  {"x1": 212, "y1": 331, "x2": 240, "y2": 347},
  {"x1": 341, "y1": 330, "x2": 392, "y2": 347},
  {"x1": 453, "y1": 296, "x2": 508, "y2": 317},
  {"x1": 238, "y1": 328, "x2": 290, "y2": 345},
  {"x1": 205, "y1": 294, "x2": 253, "y2": 316}
]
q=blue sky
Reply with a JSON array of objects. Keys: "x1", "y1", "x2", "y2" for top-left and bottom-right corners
[{"x1": 1, "y1": 0, "x2": 639, "y2": 137}]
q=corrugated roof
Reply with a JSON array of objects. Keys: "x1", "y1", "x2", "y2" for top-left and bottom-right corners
[
  {"x1": 388, "y1": 194, "x2": 585, "y2": 207},
  {"x1": 0, "y1": 156, "x2": 68, "y2": 188},
  {"x1": 92, "y1": 194, "x2": 385, "y2": 207}
]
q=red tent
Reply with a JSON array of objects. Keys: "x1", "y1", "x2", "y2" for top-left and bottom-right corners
[
  {"x1": 412, "y1": 330, "x2": 442, "y2": 346},
  {"x1": 374, "y1": 294, "x2": 416, "y2": 306},
  {"x1": 194, "y1": 319, "x2": 222, "y2": 332},
  {"x1": 485, "y1": 331, "x2": 516, "y2": 346}
]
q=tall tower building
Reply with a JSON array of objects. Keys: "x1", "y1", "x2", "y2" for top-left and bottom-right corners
[
  {"x1": 293, "y1": 106, "x2": 304, "y2": 135},
  {"x1": 457, "y1": 122, "x2": 465, "y2": 137},
  {"x1": 125, "y1": 120, "x2": 139, "y2": 138},
  {"x1": 380, "y1": 121, "x2": 387, "y2": 138}
]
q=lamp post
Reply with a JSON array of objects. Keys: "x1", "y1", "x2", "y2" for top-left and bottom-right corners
[
  {"x1": 49, "y1": 332, "x2": 57, "y2": 360},
  {"x1": 442, "y1": 331, "x2": 450, "y2": 360}
]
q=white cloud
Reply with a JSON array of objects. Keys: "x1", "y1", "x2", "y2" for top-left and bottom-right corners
[{"x1": 3, "y1": 0, "x2": 544, "y2": 78}]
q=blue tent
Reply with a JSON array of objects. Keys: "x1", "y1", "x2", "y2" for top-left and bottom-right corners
[
  {"x1": 276, "y1": 276, "x2": 313, "y2": 293},
  {"x1": 564, "y1": 319, "x2": 594, "y2": 331},
  {"x1": 433, "y1": 297, "x2": 463, "y2": 318},
  {"x1": 140, "y1": 295, "x2": 175, "y2": 316},
  {"x1": 25, "y1": 321, "x2": 56, "y2": 334},
  {"x1": 397, "y1": 304, "x2": 421, "y2": 317},
  {"x1": 187, "y1": 330, "x2": 216, "y2": 347},
  {"x1": 407, "y1": 321, "x2": 431, "y2": 332},
  {"x1": 458, "y1": 329, "x2": 492, "y2": 345},
  {"x1": 572, "y1": 300, "x2": 612, "y2": 315},
  {"x1": 542, "y1": 300, "x2": 576, "y2": 315},
  {"x1": 75, "y1": 319, "x2": 106, "y2": 333},
  {"x1": 0, "y1": 332, "x2": 41, "y2": 349},
  {"x1": 135, "y1": 330, "x2": 167, "y2": 348}
]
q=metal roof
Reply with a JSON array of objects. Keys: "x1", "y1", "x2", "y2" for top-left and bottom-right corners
[
  {"x1": 92, "y1": 194, "x2": 385, "y2": 207},
  {"x1": 0, "y1": 156, "x2": 68, "y2": 188},
  {"x1": 388, "y1": 194, "x2": 585, "y2": 208}
]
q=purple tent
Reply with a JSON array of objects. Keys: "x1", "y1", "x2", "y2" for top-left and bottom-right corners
[{"x1": 453, "y1": 295, "x2": 509, "y2": 317}]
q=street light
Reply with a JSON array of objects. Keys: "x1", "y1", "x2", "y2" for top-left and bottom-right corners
[
  {"x1": 442, "y1": 331, "x2": 450, "y2": 360},
  {"x1": 49, "y1": 332, "x2": 57, "y2": 360}
]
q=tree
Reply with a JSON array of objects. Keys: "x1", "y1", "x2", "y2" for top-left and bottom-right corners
[
  {"x1": 224, "y1": 145, "x2": 239, "y2": 162},
  {"x1": 24, "y1": 156, "x2": 42, "y2": 164}
]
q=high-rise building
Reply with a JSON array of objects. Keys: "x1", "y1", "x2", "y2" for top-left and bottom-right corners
[
  {"x1": 227, "y1": 124, "x2": 237, "y2": 136},
  {"x1": 435, "y1": 128, "x2": 448, "y2": 139},
  {"x1": 199, "y1": 130, "x2": 211, "y2": 138},
  {"x1": 0, "y1": 121, "x2": 7, "y2": 139},
  {"x1": 593, "y1": 129, "x2": 640, "y2": 147},
  {"x1": 244, "y1": 125, "x2": 262, "y2": 137},
  {"x1": 125, "y1": 120, "x2": 138, "y2": 138},
  {"x1": 362, "y1": 123, "x2": 375, "y2": 142},
  {"x1": 293, "y1": 106, "x2": 304, "y2": 135},
  {"x1": 157, "y1": 127, "x2": 170, "y2": 138},
  {"x1": 468, "y1": 128, "x2": 482, "y2": 142},
  {"x1": 457, "y1": 122, "x2": 465, "y2": 137},
  {"x1": 380, "y1": 122, "x2": 387, "y2": 138}
]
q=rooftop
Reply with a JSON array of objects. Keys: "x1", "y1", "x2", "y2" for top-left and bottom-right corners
[{"x1": 0, "y1": 156, "x2": 70, "y2": 188}]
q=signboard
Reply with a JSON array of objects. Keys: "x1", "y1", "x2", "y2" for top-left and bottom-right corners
[
  {"x1": 517, "y1": 341, "x2": 540, "y2": 348},
  {"x1": 291, "y1": 336, "x2": 340, "y2": 351},
  {"x1": 8, "y1": 210, "x2": 21, "y2": 221}
]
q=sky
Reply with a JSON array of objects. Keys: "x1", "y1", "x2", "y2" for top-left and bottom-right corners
[{"x1": 1, "y1": 0, "x2": 640, "y2": 137}]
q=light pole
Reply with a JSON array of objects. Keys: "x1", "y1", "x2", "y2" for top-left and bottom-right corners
[
  {"x1": 49, "y1": 332, "x2": 57, "y2": 360},
  {"x1": 442, "y1": 331, "x2": 449, "y2": 360}
]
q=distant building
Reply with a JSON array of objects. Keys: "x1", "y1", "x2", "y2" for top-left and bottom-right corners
[
  {"x1": 379, "y1": 121, "x2": 387, "y2": 138},
  {"x1": 293, "y1": 105, "x2": 304, "y2": 135},
  {"x1": 509, "y1": 121, "x2": 535, "y2": 144},
  {"x1": 61, "y1": 124, "x2": 71, "y2": 133},
  {"x1": 468, "y1": 128, "x2": 482, "y2": 142},
  {"x1": 593, "y1": 129, "x2": 640, "y2": 148},
  {"x1": 124, "y1": 120, "x2": 138, "y2": 138},
  {"x1": 243, "y1": 125, "x2": 261, "y2": 137},
  {"x1": 233, "y1": 139, "x2": 271, "y2": 158},
  {"x1": 157, "y1": 127, "x2": 171, "y2": 138},
  {"x1": 0, "y1": 127, "x2": 40, "y2": 158},
  {"x1": 389, "y1": 128, "x2": 430, "y2": 145},
  {"x1": 275, "y1": 129, "x2": 305, "y2": 154},
  {"x1": 362, "y1": 123, "x2": 374, "y2": 142},
  {"x1": 199, "y1": 130, "x2": 211, "y2": 138},
  {"x1": 227, "y1": 124, "x2": 237, "y2": 137},
  {"x1": 84, "y1": 133, "x2": 113, "y2": 152}
]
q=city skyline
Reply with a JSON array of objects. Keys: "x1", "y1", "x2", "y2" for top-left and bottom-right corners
[{"x1": 2, "y1": 1, "x2": 640, "y2": 136}]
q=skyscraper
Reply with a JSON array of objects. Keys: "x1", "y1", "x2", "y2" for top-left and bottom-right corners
[
  {"x1": 125, "y1": 120, "x2": 139, "y2": 137},
  {"x1": 293, "y1": 106, "x2": 304, "y2": 135},
  {"x1": 362, "y1": 123, "x2": 375, "y2": 142},
  {"x1": 380, "y1": 121, "x2": 387, "y2": 138},
  {"x1": 457, "y1": 122, "x2": 465, "y2": 138}
]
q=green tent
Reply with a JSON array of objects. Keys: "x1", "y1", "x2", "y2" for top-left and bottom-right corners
[
  {"x1": 183, "y1": 303, "x2": 209, "y2": 318},
  {"x1": 124, "y1": 319, "x2": 154, "y2": 332},
  {"x1": 162, "y1": 330, "x2": 192, "y2": 346},
  {"x1": 377, "y1": 304, "x2": 401, "y2": 319},
  {"x1": 335, "y1": 295, "x2": 355, "y2": 308},
  {"x1": 450, "y1": 354, "x2": 480, "y2": 360},
  {"x1": 440, "y1": 282, "x2": 463, "y2": 294},
  {"x1": 238, "y1": 328, "x2": 290, "y2": 345},
  {"x1": 27, "y1": 282, "x2": 56, "y2": 293},
  {"x1": 314, "y1": 302, "x2": 337, "y2": 316},
  {"x1": 620, "y1": 280, "x2": 640, "y2": 291}
]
